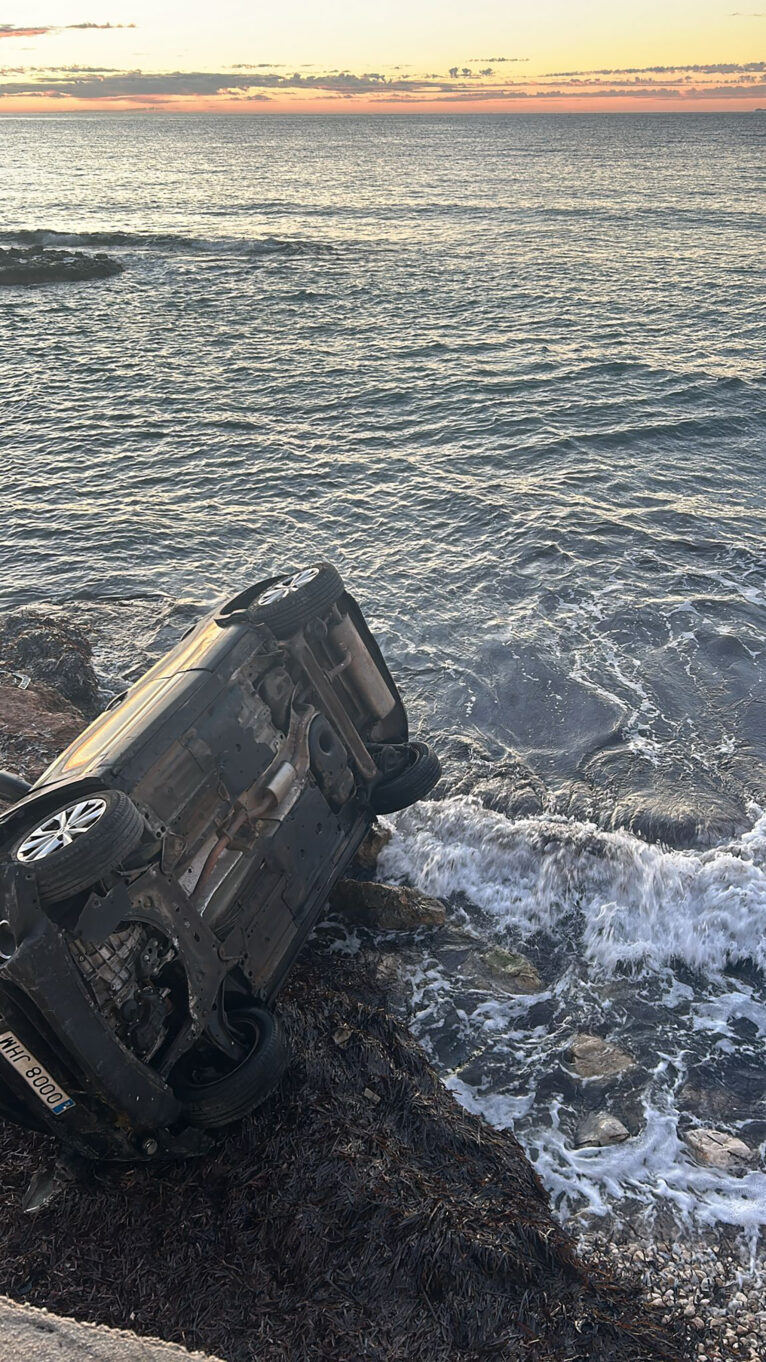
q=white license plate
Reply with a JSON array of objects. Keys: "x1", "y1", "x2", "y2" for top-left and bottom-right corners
[{"x1": 0, "y1": 1030, "x2": 75, "y2": 1115}]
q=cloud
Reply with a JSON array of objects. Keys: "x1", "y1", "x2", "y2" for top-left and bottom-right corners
[
  {"x1": 0, "y1": 60, "x2": 764, "y2": 106},
  {"x1": 0, "y1": 21, "x2": 135, "y2": 41},
  {"x1": 546, "y1": 61, "x2": 765, "y2": 75},
  {"x1": 0, "y1": 26, "x2": 51, "y2": 39}
]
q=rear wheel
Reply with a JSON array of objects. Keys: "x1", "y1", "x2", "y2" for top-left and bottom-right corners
[
  {"x1": 247, "y1": 562, "x2": 344, "y2": 636},
  {"x1": 371, "y1": 741, "x2": 441, "y2": 814},
  {"x1": 172, "y1": 1005, "x2": 287, "y2": 1129},
  {"x1": 9, "y1": 789, "x2": 145, "y2": 905}
]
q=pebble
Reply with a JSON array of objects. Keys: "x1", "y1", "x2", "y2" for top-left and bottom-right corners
[{"x1": 582, "y1": 1229, "x2": 766, "y2": 1362}]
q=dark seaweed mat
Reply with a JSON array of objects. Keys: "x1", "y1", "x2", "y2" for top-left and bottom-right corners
[{"x1": 0, "y1": 950, "x2": 690, "y2": 1362}]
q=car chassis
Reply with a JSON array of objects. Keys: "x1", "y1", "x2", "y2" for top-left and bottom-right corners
[{"x1": 0, "y1": 564, "x2": 439, "y2": 1165}]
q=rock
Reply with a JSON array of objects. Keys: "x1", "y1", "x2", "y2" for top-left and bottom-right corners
[
  {"x1": 0, "y1": 245, "x2": 124, "y2": 287},
  {"x1": 684, "y1": 1128, "x2": 757, "y2": 1172},
  {"x1": 330, "y1": 879, "x2": 446, "y2": 930},
  {"x1": 575, "y1": 1112, "x2": 631, "y2": 1148},
  {"x1": 354, "y1": 820, "x2": 392, "y2": 869},
  {"x1": 481, "y1": 947, "x2": 543, "y2": 994},
  {"x1": 567, "y1": 1034, "x2": 636, "y2": 1080},
  {"x1": 0, "y1": 682, "x2": 86, "y2": 788},
  {"x1": 678, "y1": 1084, "x2": 732, "y2": 1118},
  {"x1": 0, "y1": 612, "x2": 101, "y2": 717}
]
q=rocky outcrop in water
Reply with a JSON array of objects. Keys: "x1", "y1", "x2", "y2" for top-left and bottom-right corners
[
  {"x1": 330, "y1": 877, "x2": 446, "y2": 930},
  {"x1": 481, "y1": 945, "x2": 544, "y2": 992},
  {"x1": 0, "y1": 245, "x2": 123, "y2": 286},
  {"x1": 576, "y1": 1112, "x2": 631, "y2": 1148},
  {"x1": 567, "y1": 1033, "x2": 637, "y2": 1080},
  {"x1": 684, "y1": 1128, "x2": 757, "y2": 1172}
]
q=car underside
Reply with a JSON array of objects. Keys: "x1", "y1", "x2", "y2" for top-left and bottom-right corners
[{"x1": 0, "y1": 564, "x2": 440, "y2": 1165}]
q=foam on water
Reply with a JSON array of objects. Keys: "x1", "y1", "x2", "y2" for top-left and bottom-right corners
[
  {"x1": 378, "y1": 798, "x2": 766, "y2": 977},
  {"x1": 377, "y1": 799, "x2": 766, "y2": 1235}
]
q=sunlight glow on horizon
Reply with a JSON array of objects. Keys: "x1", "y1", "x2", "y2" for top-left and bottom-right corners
[{"x1": 0, "y1": 1, "x2": 763, "y2": 113}]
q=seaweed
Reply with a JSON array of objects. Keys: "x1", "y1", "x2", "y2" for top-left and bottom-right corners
[{"x1": 0, "y1": 948, "x2": 691, "y2": 1361}]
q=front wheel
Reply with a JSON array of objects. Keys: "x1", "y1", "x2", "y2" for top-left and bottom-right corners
[
  {"x1": 172, "y1": 1006, "x2": 287, "y2": 1129},
  {"x1": 9, "y1": 789, "x2": 145, "y2": 904},
  {"x1": 371, "y1": 741, "x2": 441, "y2": 814}
]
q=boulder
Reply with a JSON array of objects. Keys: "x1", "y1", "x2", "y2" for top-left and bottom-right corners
[
  {"x1": 481, "y1": 947, "x2": 543, "y2": 994},
  {"x1": 354, "y1": 820, "x2": 392, "y2": 869},
  {"x1": 567, "y1": 1034, "x2": 636, "y2": 1081},
  {"x1": 330, "y1": 879, "x2": 446, "y2": 931},
  {"x1": 575, "y1": 1113, "x2": 631, "y2": 1148},
  {"x1": 684, "y1": 1128, "x2": 757, "y2": 1172}
]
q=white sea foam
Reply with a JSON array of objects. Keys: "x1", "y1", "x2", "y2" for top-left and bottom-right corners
[
  {"x1": 378, "y1": 798, "x2": 766, "y2": 977},
  {"x1": 381, "y1": 799, "x2": 766, "y2": 1235}
]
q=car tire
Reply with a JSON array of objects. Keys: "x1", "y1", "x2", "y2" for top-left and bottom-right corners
[
  {"x1": 371, "y1": 740, "x2": 441, "y2": 814},
  {"x1": 9, "y1": 789, "x2": 145, "y2": 905},
  {"x1": 247, "y1": 562, "x2": 344, "y2": 636},
  {"x1": 173, "y1": 1006, "x2": 287, "y2": 1128}
]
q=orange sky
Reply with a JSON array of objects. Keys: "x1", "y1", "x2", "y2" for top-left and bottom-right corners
[{"x1": 0, "y1": 3, "x2": 764, "y2": 113}]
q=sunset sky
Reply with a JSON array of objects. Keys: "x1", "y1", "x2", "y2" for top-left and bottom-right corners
[{"x1": 0, "y1": 1, "x2": 764, "y2": 113}]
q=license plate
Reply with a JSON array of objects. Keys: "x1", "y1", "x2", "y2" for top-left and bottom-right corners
[{"x1": 0, "y1": 1030, "x2": 75, "y2": 1115}]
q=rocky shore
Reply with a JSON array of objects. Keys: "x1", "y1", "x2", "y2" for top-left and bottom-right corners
[
  {"x1": 0, "y1": 245, "x2": 123, "y2": 286},
  {"x1": 0, "y1": 611, "x2": 760, "y2": 1360}
]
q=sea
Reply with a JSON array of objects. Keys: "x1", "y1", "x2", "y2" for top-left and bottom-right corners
[{"x1": 0, "y1": 112, "x2": 764, "y2": 1247}]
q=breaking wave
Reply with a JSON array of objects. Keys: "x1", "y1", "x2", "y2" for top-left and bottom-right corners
[
  {"x1": 379, "y1": 797, "x2": 766, "y2": 978},
  {"x1": 0, "y1": 228, "x2": 337, "y2": 258}
]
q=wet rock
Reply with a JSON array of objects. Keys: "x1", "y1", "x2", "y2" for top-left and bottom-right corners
[
  {"x1": 576, "y1": 1112, "x2": 631, "y2": 1148},
  {"x1": 610, "y1": 788, "x2": 747, "y2": 849},
  {"x1": 330, "y1": 879, "x2": 446, "y2": 931},
  {"x1": 678, "y1": 1085, "x2": 732, "y2": 1119},
  {"x1": 0, "y1": 245, "x2": 124, "y2": 287},
  {"x1": 684, "y1": 1128, "x2": 757, "y2": 1172},
  {"x1": 0, "y1": 612, "x2": 101, "y2": 717},
  {"x1": 567, "y1": 1033, "x2": 636, "y2": 1080},
  {"x1": 481, "y1": 946, "x2": 543, "y2": 993},
  {"x1": 354, "y1": 820, "x2": 392, "y2": 869},
  {"x1": 0, "y1": 682, "x2": 86, "y2": 788}
]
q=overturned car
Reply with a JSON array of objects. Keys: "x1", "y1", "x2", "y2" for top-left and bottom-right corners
[{"x1": 0, "y1": 564, "x2": 439, "y2": 1163}]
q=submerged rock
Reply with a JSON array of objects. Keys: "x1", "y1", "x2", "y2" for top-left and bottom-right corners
[
  {"x1": 481, "y1": 946, "x2": 544, "y2": 993},
  {"x1": 354, "y1": 819, "x2": 392, "y2": 868},
  {"x1": 684, "y1": 1128, "x2": 757, "y2": 1172},
  {"x1": 0, "y1": 245, "x2": 123, "y2": 286},
  {"x1": 576, "y1": 1112, "x2": 631, "y2": 1148},
  {"x1": 330, "y1": 878, "x2": 446, "y2": 931},
  {"x1": 567, "y1": 1034, "x2": 636, "y2": 1080}
]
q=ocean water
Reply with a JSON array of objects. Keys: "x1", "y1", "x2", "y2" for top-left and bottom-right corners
[{"x1": 1, "y1": 113, "x2": 765, "y2": 1238}]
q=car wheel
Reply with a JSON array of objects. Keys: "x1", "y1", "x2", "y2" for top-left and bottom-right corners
[
  {"x1": 9, "y1": 789, "x2": 145, "y2": 904},
  {"x1": 173, "y1": 1006, "x2": 287, "y2": 1128},
  {"x1": 248, "y1": 562, "x2": 344, "y2": 636},
  {"x1": 371, "y1": 741, "x2": 441, "y2": 814}
]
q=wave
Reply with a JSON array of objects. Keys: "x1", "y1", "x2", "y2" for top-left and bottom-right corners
[
  {"x1": 378, "y1": 797, "x2": 766, "y2": 978},
  {"x1": 0, "y1": 228, "x2": 336, "y2": 258}
]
